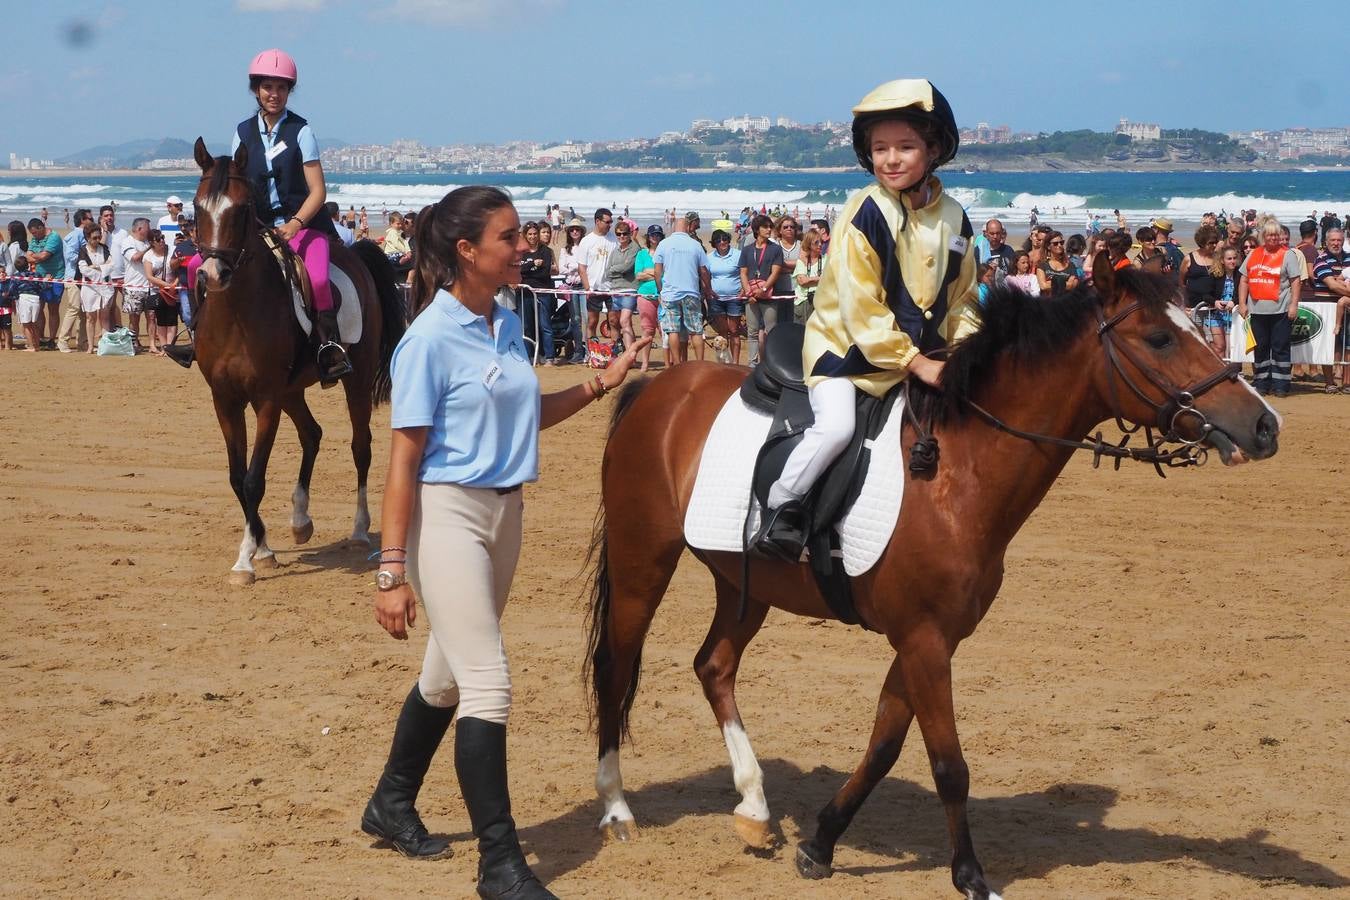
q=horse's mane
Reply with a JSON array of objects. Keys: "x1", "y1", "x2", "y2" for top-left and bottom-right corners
[{"x1": 912, "y1": 267, "x2": 1178, "y2": 424}]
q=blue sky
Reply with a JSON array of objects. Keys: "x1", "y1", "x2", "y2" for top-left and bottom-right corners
[{"x1": 5, "y1": 0, "x2": 1337, "y2": 158}]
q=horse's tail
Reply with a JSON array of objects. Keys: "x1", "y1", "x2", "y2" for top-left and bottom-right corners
[
  {"x1": 583, "y1": 377, "x2": 653, "y2": 740},
  {"x1": 351, "y1": 239, "x2": 405, "y2": 406}
]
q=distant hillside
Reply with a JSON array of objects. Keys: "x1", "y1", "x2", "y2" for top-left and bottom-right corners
[
  {"x1": 958, "y1": 129, "x2": 1258, "y2": 167},
  {"x1": 58, "y1": 138, "x2": 199, "y2": 168},
  {"x1": 58, "y1": 136, "x2": 356, "y2": 168}
]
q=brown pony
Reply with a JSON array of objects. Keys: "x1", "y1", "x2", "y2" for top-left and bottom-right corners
[
  {"x1": 584, "y1": 257, "x2": 1279, "y2": 898},
  {"x1": 189, "y1": 138, "x2": 405, "y2": 585}
]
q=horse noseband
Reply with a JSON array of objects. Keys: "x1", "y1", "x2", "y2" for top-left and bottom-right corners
[{"x1": 1096, "y1": 301, "x2": 1242, "y2": 442}]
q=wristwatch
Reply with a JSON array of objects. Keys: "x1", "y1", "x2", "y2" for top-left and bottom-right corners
[{"x1": 376, "y1": 569, "x2": 408, "y2": 591}]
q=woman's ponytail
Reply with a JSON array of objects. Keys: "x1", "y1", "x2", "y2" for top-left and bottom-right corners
[{"x1": 409, "y1": 186, "x2": 513, "y2": 319}]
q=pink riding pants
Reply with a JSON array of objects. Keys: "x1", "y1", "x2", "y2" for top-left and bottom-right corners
[{"x1": 186, "y1": 227, "x2": 332, "y2": 312}]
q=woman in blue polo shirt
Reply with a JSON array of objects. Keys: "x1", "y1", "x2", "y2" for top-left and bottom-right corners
[{"x1": 361, "y1": 186, "x2": 647, "y2": 898}]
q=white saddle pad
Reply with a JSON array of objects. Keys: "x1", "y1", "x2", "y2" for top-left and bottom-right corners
[
  {"x1": 292, "y1": 263, "x2": 363, "y2": 345},
  {"x1": 684, "y1": 388, "x2": 906, "y2": 577}
]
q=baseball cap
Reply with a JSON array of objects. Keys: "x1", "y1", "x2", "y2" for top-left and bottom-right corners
[
  {"x1": 166, "y1": 195, "x2": 184, "y2": 206},
  {"x1": 646, "y1": 224, "x2": 665, "y2": 238}
]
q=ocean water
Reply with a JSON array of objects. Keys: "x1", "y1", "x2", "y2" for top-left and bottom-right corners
[{"x1": 6, "y1": 170, "x2": 1350, "y2": 233}]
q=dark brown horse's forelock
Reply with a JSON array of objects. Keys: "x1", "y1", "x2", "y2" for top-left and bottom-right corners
[
  {"x1": 206, "y1": 157, "x2": 234, "y2": 200},
  {"x1": 917, "y1": 267, "x2": 1178, "y2": 423}
]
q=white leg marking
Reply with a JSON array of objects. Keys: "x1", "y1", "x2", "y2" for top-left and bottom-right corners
[
  {"x1": 350, "y1": 485, "x2": 371, "y2": 544},
  {"x1": 723, "y1": 722, "x2": 769, "y2": 822},
  {"x1": 595, "y1": 749, "x2": 635, "y2": 828},
  {"x1": 232, "y1": 522, "x2": 258, "y2": 573},
  {"x1": 291, "y1": 484, "x2": 312, "y2": 530}
]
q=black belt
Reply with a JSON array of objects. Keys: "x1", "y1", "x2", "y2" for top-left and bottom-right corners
[{"x1": 494, "y1": 485, "x2": 521, "y2": 495}]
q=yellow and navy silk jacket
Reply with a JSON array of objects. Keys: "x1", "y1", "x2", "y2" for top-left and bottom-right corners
[{"x1": 803, "y1": 176, "x2": 981, "y2": 398}]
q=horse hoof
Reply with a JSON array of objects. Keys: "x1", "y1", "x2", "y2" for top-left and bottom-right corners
[
  {"x1": 228, "y1": 570, "x2": 256, "y2": 587},
  {"x1": 292, "y1": 520, "x2": 314, "y2": 545},
  {"x1": 252, "y1": 553, "x2": 278, "y2": 570},
  {"x1": 344, "y1": 536, "x2": 371, "y2": 551},
  {"x1": 734, "y1": 813, "x2": 778, "y2": 850},
  {"x1": 599, "y1": 819, "x2": 638, "y2": 843},
  {"x1": 795, "y1": 843, "x2": 832, "y2": 880}
]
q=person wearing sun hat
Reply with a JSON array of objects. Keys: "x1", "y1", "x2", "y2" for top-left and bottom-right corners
[
  {"x1": 558, "y1": 216, "x2": 589, "y2": 363},
  {"x1": 1151, "y1": 217, "x2": 1184, "y2": 278},
  {"x1": 157, "y1": 196, "x2": 184, "y2": 251},
  {"x1": 751, "y1": 78, "x2": 981, "y2": 561}
]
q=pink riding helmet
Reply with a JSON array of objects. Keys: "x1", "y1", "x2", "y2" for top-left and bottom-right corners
[{"x1": 248, "y1": 49, "x2": 298, "y2": 84}]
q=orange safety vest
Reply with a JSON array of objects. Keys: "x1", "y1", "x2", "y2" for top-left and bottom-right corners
[{"x1": 1245, "y1": 247, "x2": 1286, "y2": 302}]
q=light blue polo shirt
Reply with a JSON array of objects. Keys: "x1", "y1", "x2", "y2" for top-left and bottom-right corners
[
  {"x1": 229, "y1": 110, "x2": 320, "y2": 226},
  {"x1": 390, "y1": 289, "x2": 540, "y2": 487},
  {"x1": 653, "y1": 231, "x2": 705, "y2": 301},
  {"x1": 705, "y1": 247, "x2": 740, "y2": 298}
]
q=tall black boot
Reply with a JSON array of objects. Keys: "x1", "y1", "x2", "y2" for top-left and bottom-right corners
[
  {"x1": 361, "y1": 684, "x2": 456, "y2": 860},
  {"x1": 455, "y1": 717, "x2": 557, "y2": 900},
  {"x1": 314, "y1": 307, "x2": 353, "y2": 386}
]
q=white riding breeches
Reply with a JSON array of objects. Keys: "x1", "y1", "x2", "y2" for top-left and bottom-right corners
[
  {"x1": 766, "y1": 377, "x2": 857, "y2": 508},
  {"x1": 408, "y1": 483, "x2": 522, "y2": 725}
]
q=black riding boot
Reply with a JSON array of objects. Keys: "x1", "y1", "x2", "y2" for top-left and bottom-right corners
[
  {"x1": 455, "y1": 717, "x2": 557, "y2": 900},
  {"x1": 361, "y1": 684, "x2": 457, "y2": 860},
  {"x1": 314, "y1": 307, "x2": 353, "y2": 386},
  {"x1": 750, "y1": 499, "x2": 809, "y2": 562}
]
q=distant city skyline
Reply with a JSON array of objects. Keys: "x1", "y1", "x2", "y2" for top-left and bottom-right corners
[{"x1": 6, "y1": 1, "x2": 1342, "y2": 159}]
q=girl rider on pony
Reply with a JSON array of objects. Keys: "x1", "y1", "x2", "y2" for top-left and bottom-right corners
[
  {"x1": 168, "y1": 49, "x2": 352, "y2": 386},
  {"x1": 752, "y1": 79, "x2": 982, "y2": 560}
]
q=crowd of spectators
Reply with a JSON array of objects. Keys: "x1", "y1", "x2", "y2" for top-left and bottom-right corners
[
  {"x1": 973, "y1": 209, "x2": 1350, "y2": 395},
  {"x1": 507, "y1": 206, "x2": 834, "y2": 370},
  {"x1": 1, "y1": 199, "x2": 196, "y2": 355},
  {"x1": 5, "y1": 195, "x2": 1345, "y2": 397}
]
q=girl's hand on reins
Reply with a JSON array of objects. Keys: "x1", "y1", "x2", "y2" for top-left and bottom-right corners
[
  {"x1": 910, "y1": 354, "x2": 945, "y2": 388},
  {"x1": 375, "y1": 586, "x2": 417, "y2": 640}
]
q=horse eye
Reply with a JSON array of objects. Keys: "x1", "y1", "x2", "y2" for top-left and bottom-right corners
[{"x1": 1144, "y1": 331, "x2": 1174, "y2": 350}]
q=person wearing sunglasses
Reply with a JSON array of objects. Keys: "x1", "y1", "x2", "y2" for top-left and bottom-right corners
[
  {"x1": 602, "y1": 221, "x2": 640, "y2": 353},
  {"x1": 1036, "y1": 231, "x2": 1079, "y2": 297}
]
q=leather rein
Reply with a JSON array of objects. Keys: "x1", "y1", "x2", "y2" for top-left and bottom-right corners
[{"x1": 937, "y1": 300, "x2": 1243, "y2": 477}]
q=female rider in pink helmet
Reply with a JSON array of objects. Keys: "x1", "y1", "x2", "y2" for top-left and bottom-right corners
[{"x1": 173, "y1": 49, "x2": 351, "y2": 384}]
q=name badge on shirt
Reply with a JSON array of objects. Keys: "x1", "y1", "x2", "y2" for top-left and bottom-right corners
[
  {"x1": 948, "y1": 235, "x2": 969, "y2": 255},
  {"x1": 265, "y1": 140, "x2": 288, "y2": 162},
  {"x1": 483, "y1": 361, "x2": 502, "y2": 391}
]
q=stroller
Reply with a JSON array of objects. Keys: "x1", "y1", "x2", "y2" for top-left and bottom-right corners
[{"x1": 519, "y1": 287, "x2": 580, "y2": 363}]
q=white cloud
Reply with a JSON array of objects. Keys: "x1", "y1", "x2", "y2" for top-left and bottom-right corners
[
  {"x1": 236, "y1": 0, "x2": 326, "y2": 10},
  {"x1": 379, "y1": 0, "x2": 562, "y2": 25}
]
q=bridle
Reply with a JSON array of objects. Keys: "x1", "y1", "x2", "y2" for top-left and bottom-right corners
[
  {"x1": 941, "y1": 299, "x2": 1242, "y2": 477},
  {"x1": 195, "y1": 171, "x2": 260, "y2": 270}
]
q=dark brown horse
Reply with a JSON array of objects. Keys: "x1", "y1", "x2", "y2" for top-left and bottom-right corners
[
  {"x1": 584, "y1": 258, "x2": 1279, "y2": 898},
  {"x1": 189, "y1": 138, "x2": 405, "y2": 585}
]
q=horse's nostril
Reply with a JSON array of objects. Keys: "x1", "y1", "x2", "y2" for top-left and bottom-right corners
[{"x1": 1254, "y1": 412, "x2": 1278, "y2": 449}]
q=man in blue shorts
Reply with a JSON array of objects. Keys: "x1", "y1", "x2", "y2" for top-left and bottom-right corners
[
  {"x1": 25, "y1": 218, "x2": 65, "y2": 349},
  {"x1": 653, "y1": 211, "x2": 710, "y2": 366}
]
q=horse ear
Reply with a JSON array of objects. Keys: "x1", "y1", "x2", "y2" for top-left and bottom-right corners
[
  {"x1": 233, "y1": 140, "x2": 249, "y2": 171},
  {"x1": 1091, "y1": 249, "x2": 1115, "y2": 297},
  {"x1": 193, "y1": 137, "x2": 212, "y2": 172}
]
